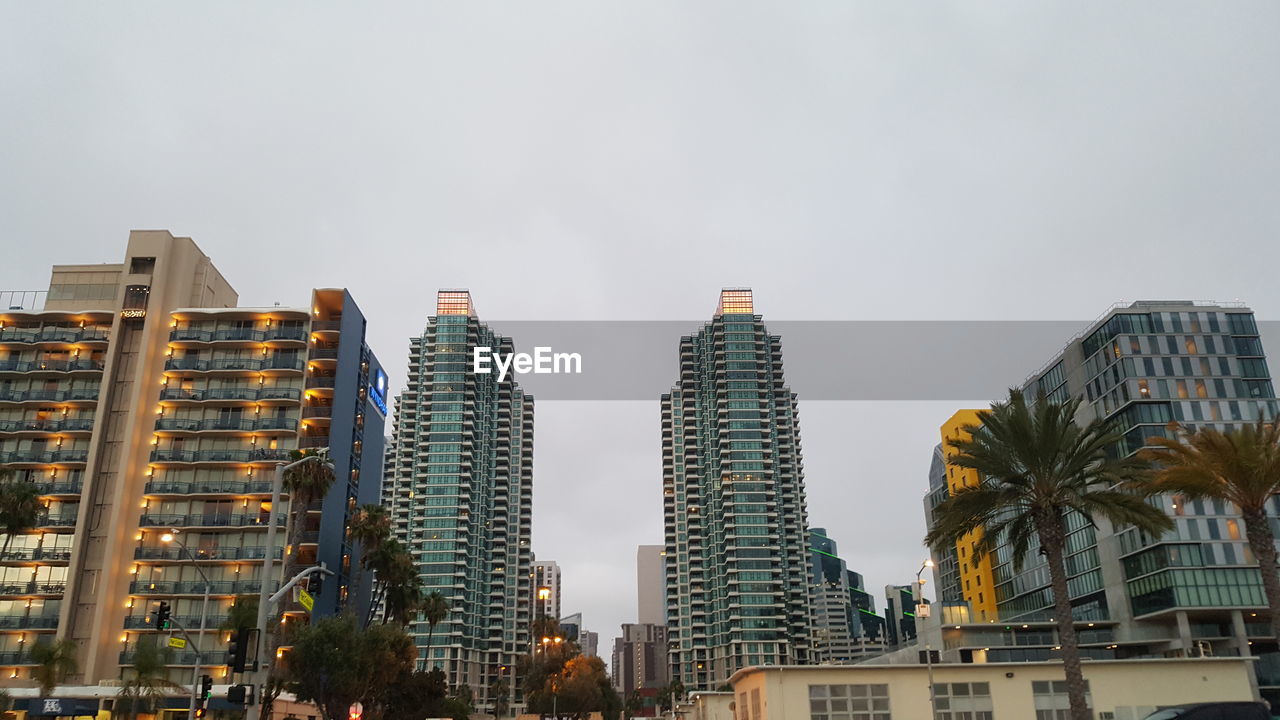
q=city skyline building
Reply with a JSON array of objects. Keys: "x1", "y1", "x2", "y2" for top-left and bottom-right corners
[
  {"x1": 610, "y1": 623, "x2": 670, "y2": 705},
  {"x1": 0, "y1": 230, "x2": 385, "y2": 687},
  {"x1": 636, "y1": 544, "x2": 665, "y2": 627},
  {"x1": 883, "y1": 585, "x2": 918, "y2": 648},
  {"x1": 662, "y1": 288, "x2": 813, "y2": 691},
  {"x1": 923, "y1": 300, "x2": 1280, "y2": 705},
  {"x1": 533, "y1": 559, "x2": 562, "y2": 622},
  {"x1": 384, "y1": 289, "x2": 534, "y2": 707}
]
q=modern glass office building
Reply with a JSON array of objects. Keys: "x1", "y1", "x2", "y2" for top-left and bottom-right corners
[
  {"x1": 385, "y1": 290, "x2": 533, "y2": 708},
  {"x1": 662, "y1": 288, "x2": 813, "y2": 691},
  {"x1": 808, "y1": 529, "x2": 886, "y2": 664},
  {"x1": 926, "y1": 301, "x2": 1280, "y2": 705}
]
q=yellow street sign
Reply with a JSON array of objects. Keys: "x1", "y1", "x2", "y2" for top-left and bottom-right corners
[
  {"x1": 299, "y1": 586, "x2": 314, "y2": 612},
  {"x1": 168, "y1": 636, "x2": 187, "y2": 650}
]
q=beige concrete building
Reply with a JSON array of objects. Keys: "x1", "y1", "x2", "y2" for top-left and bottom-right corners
[
  {"x1": 726, "y1": 658, "x2": 1259, "y2": 720},
  {"x1": 1, "y1": 230, "x2": 388, "y2": 697}
]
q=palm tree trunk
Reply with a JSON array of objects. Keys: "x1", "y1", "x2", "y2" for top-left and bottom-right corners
[
  {"x1": 1241, "y1": 506, "x2": 1280, "y2": 642},
  {"x1": 1039, "y1": 510, "x2": 1091, "y2": 720}
]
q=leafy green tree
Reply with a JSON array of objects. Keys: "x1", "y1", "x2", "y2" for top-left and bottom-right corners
[
  {"x1": 282, "y1": 614, "x2": 416, "y2": 720},
  {"x1": 220, "y1": 594, "x2": 259, "y2": 632},
  {"x1": 29, "y1": 638, "x2": 78, "y2": 697},
  {"x1": 0, "y1": 474, "x2": 42, "y2": 559},
  {"x1": 925, "y1": 390, "x2": 1172, "y2": 720},
  {"x1": 116, "y1": 637, "x2": 185, "y2": 720},
  {"x1": 1142, "y1": 420, "x2": 1280, "y2": 640},
  {"x1": 490, "y1": 677, "x2": 511, "y2": 718},
  {"x1": 657, "y1": 678, "x2": 684, "y2": 713}
]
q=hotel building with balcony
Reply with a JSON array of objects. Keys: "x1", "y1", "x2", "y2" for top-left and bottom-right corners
[{"x1": 0, "y1": 230, "x2": 385, "y2": 688}]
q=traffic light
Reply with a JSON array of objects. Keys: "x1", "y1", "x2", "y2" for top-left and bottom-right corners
[
  {"x1": 227, "y1": 683, "x2": 252, "y2": 705},
  {"x1": 199, "y1": 674, "x2": 213, "y2": 702},
  {"x1": 154, "y1": 601, "x2": 171, "y2": 630},
  {"x1": 227, "y1": 628, "x2": 250, "y2": 672},
  {"x1": 194, "y1": 709, "x2": 205, "y2": 719}
]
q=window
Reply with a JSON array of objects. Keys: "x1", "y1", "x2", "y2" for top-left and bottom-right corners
[
  {"x1": 934, "y1": 682, "x2": 992, "y2": 720},
  {"x1": 809, "y1": 684, "x2": 891, "y2": 720},
  {"x1": 1032, "y1": 680, "x2": 1090, "y2": 720}
]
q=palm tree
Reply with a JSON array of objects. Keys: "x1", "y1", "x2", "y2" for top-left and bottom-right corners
[
  {"x1": 1141, "y1": 419, "x2": 1280, "y2": 640},
  {"x1": 282, "y1": 449, "x2": 335, "y2": 572},
  {"x1": 221, "y1": 594, "x2": 259, "y2": 632},
  {"x1": 925, "y1": 390, "x2": 1172, "y2": 720},
  {"x1": 420, "y1": 591, "x2": 450, "y2": 663},
  {"x1": 28, "y1": 638, "x2": 78, "y2": 697},
  {"x1": 117, "y1": 636, "x2": 186, "y2": 720},
  {"x1": 349, "y1": 504, "x2": 391, "y2": 619},
  {"x1": 0, "y1": 474, "x2": 43, "y2": 559}
]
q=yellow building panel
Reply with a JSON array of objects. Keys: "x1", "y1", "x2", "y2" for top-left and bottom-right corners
[{"x1": 940, "y1": 409, "x2": 998, "y2": 619}]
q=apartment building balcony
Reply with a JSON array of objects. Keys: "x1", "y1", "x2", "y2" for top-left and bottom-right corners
[
  {"x1": 144, "y1": 479, "x2": 273, "y2": 495},
  {"x1": 0, "y1": 450, "x2": 89, "y2": 465},
  {"x1": 32, "y1": 480, "x2": 83, "y2": 495},
  {"x1": 308, "y1": 348, "x2": 339, "y2": 362},
  {"x1": 0, "y1": 359, "x2": 105, "y2": 374},
  {"x1": 0, "y1": 389, "x2": 99, "y2": 404},
  {"x1": 310, "y1": 320, "x2": 341, "y2": 333},
  {"x1": 153, "y1": 417, "x2": 298, "y2": 434},
  {"x1": 0, "y1": 581, "x2": 68, "y2": 597},
  {"x1": 301, "y1": 406, "x2": 332, "y2": 420},
  {"x1": 0, "y1": 548, "x2": 73, "y2": 563},
  {"x1": 134, "y1": 545, "x2": 280, "y2": 561},
  {"x1": 0, "y1": 615, "x2": 59, "y2": 630},
  {"x1": 305, "y1": 376, "x2": 336, "y2": 390},
  {"x1": 0, "y1": 327, "x2": 110, "y2": 345},
  {"x1": 298, "y1": 435, "x2": 330, "y2": 449},
  {"x1": 148, "y1": 448, "x2": 293, "y2": 464},
  {"x1": 128, "y1": 579, "x2": 263, "y2": 595},
  {"x1": 138, "y1": 512, "x2": 286, "y2": 529},
  {"x1": 0, "y1": 651, "x2": 32, "y2": 665},
  {"x1": 0, "y1": 418, "x2": 94, "y2": 435},
  {"x1": 123, "y1": 614, "x2": 229, "y2": 630}
]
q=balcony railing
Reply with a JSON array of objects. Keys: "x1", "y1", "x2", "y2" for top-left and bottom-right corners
[
  {"x1": 159, "y1": 387, "x2": 301, "y2": 402},
  {"x1": 0, "y1": 359, "x2": 105, "y2": 373},
  {"x1": 298, "y1": 436, "x2": 330, "y2": 449},
  {"x1": 305, "y1": 377, "x2": 336, "y2": 389},
  {"x1": 301, "y1": 406, "x2": 332, "y2": 419},
  {"x1": 266, "y1": 327, "x2": 308, "y2": 341},
  {"x1": 0, "y1": 615, "x2": 59, "y2": 629},
  {"x1": 148, "y1": 448, "x2": 293, "y2": 463},
  {"x1": 144, "y1": 479, "x2": 273, "y2": 495},
  {"x1": 0, "y1": 450, "x2": 89, "y2": 464},
  {"x1": 310, "y1": 321, "x2": 341, "y2": 332},
  {"x1": 0, "y1": 327, "x2": 110, "y2": 344},
  {"x1": 0, "y1": 581, "x2": 68, "y2": 596},
  {"x1": 0, "y1": 419, "x2": 94, "y2": 433},
  {"x1": 0, "y1": 389, "x2": 99, "y2": 402},
  {"x1": 133, "y1": 546, "x2": 280, "y2": 561},
  {"x1": 33, "y1": 481, "x2": 83, "y2": 495},
  {"x1": 138, "y1": 513, "x2": 286, "y2": 528},
  {"x1": 37, "y1": 513, "x2": 79, "y2": 527},
  {"x1": 153, "y1": 417, "x2": 298, "y2": 433},
  {"x1": 128, "y1": 579, "x2": 263, "y2": 595},
  {"x1": 309, "y1": 349, "x2": 339, "y2": 360},
  {"x1": 0, "y1": 548, "x2": 73, "y2": 562}
]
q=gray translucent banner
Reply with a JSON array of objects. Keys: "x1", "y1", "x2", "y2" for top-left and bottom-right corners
[{"x1": 454, "y1": 321, "x2": 1280, "y2": 401}]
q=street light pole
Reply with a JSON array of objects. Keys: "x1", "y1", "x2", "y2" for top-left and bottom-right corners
[
  {"x1": 245, "y1": 452, "x2": 330, "y2": 720},
  {"x1": 916, "y1": 558, "x2": 937, "y2": 720},
  {"x1": 161, "y1": 531, "x2": 211, "y2": 720}
]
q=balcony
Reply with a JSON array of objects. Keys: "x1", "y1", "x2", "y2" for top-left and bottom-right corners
[
  {"x1": 145, "y1": 479, "x2": 273, "y2": 495},
  {"x1": 169, "y1": 328, "x2": 266, "y2": 343},
  {"x1": 0, "y1": 389, "x2": 98, "y2": 403},
  {"x1": 305, "y1": 376, "x2": 336, "y2": 389},
  {"x1": 0, "y1": 419, "x2": 93, "y2": 434},
  {"x1": 310, "y1": 321, "x2": 341, "y2": 332},
  {"x1": 0, "y1": 450, "x2": 89, "y2": 465},
  {"x1": 309, "y1": 348, "x2": 339, "y2": 361},
  {"x1": 264, "y1": 357, "x2": 305, "y2": 371},
  {"x1": 266, "y1": 327, "x2": 308, "y2": 342},
  {"x1": 0, "y1": 581, "x2": 68, "y2": 596},
  {"x1": 33, "y1": 480, "x2": 83, "y2": 495},
  {"x1": 124, "y1": 614, "x2": 229, "y2": 630},
  {"x1": 0, "y1": 359, "x2": 104, "y2": 373},
  {"x1": 0, "y1": 548, "x2": 73, "y2": 562},
  {"x1": 301, "y1": 406, "x2": 332, "y2": 419},
  {"x1": 134, "y1": 545, "x2": 280, "y2": 561},
  {"x1": 128, "y1": 579, "x2": 263, "y2": 595},
  {"x1": 138, "y1": 513, "x2": 286, "y2": 529},
  {"x1": 0, "y1": 327, "x2": 110, "y2": 344},
  {"x1": 153, "y1": 417, "x2": 298, "y2": 433},
  {"x1": 160, "y1": 387, "x2": 301, "y2": 403},
  {"x1": 148, "y1": 448, "x2": 293, "y2": 464},
  {"x1": 0, "y1": 615, "x2": 59, "y2": 629}
]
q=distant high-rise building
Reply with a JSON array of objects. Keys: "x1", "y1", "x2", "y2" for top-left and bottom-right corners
[
  {"x1": 385, "y1": 290, "x2": 534, "y2": 706},
  {"x1": 579, "y1": 630, "x2": 599, "y2": 658},
  {"x1": 847, "y1": 572, "x2": 886, "y2": 651},
  {"x1": 663, "y1": 288, "x2": 813, "y2": 690},
  {"x1": 808, "y1": 528, "x2": 856, "y2": 663},
  {"x1": 884, "y1": 585, "x2": 918, "y2": 647},
  {"x1": 922, "y1": 301, "x2": 1280, "y2": 705},
  {"x1": 924, "y1": 444, "x2": 963, "y2": 606},
  {"x1": 0, "y1": 231, "x2": 385, "y2": 688},
  {"x1": 636, "y1": 544, "x2": 665, "y2": 626},
  {"x1": 611, "y1": 623, "x2": 670, "y2": 700},
  {"x1": 533, "y1": 559, "x2": 562, "y2": 621}
]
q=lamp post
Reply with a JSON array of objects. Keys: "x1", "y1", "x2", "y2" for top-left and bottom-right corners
[
  {"x1": 160, "y1": 530, "x2": 211, "y2": 720},
  {"x1": 245, "y1": 452, "x2": 332, "y2": 720},
  {"x1": 916, "y1": 558, "x2": 937, "y2": 720}
]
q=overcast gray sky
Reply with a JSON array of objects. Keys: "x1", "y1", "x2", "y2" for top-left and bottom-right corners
[{"x1": 4, "y1": 2, "x2": 1280, "y2": 662}]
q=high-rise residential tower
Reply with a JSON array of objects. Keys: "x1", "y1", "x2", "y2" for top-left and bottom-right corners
[
  {"x1": 636, "y1": 545, "x2": 665, "y2": 626},
  {"x1": 385, "y1": 290, "x2": 534, "y2": 707},
  {"x1": 532, "y1": 559, "x2": 562, "y2": 621},
  {"x1": 924, "y1": 301, "x2": 1280, "y2": 704},
  {"x1": 0, "y1": 231, "x2": 385, "y2": 689},
  {"x1": 611, "y1": 623, "x2": 669, "y2": 700},
  {"x1": 662, "y1": 288, "x2": 813, "y2": 691}
]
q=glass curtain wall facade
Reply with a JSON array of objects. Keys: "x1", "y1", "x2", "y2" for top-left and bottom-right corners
[
  {"x1": 386, "y1": 290, "x2": 533, "y2": 710},
  {"x1": 662, "y1": 288, "x2": 813, "y2": 691}
]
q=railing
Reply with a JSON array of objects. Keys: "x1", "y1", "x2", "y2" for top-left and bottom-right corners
[
  {"x1": 160, "y1": 387, "x2": 301, "y2": 402},
  {"x1": 0, "y1": 389, "x2": 99, "y2": 402},
  {"x1": 37, "y1": 513, "x2": 79, "y2": 527},
  {"x1": 296, "y1": 531, "x2": 320, "y2": 545},
  {"x1": 298, "y1": 436, "x2": 330, "y2": 449},
  {"x1": 301, "y1": 406, "x2": 332, "y2": 418},
  {"x1": 138, "y1": 513, "x2": 286, "y2": 528},
  {"x1": 0, "y1": 582, "x2": 68, "y2": 596},
  {"x1": 0, "y1": 651, "x2": 31, "y2": 664},
  {"x1": 33, "y1": 481, "x2": 84, "y2": 494},
  {"x1": 145, "y1": 479, "x2": 273, "y2": 495},
  {"x1": 0, "y1": 359, "x2": 104, "y2": 372},
  {"x1": 309, "y1": 348, "x2": 339, "y2": 360},
  {"x1": 0, "y1": 419, "x2": 94, "y2": 433},
  {"x1": 0, "y1": 548, "x2": 73, "y2": 562},
  {"x1": 0, "y1": 615, "x2": 59, "y2": 629},
  {"x1": 128, "y1": 579, "x2": 263, "y2": 595},
  {"x1": 170, "y1": 329, "x2": 266, "y2": 343},
  {"x1": 264, "y1": 357, "x2": 305, "y2": 370},
  {"x1": 305, "y1": 376, "x2": 336, "y2": 389},
  {"x1": 310, "y1": 320, "x2": 341, "y2": 332},
  {"x1": 133, "y1": 546, "x2": 279, "y2": 561},
  {"x1": 153, "y1": 417, "x2": 297, "y2": 433},
  {"x1": 266, "y1": 327, "x2": 308, "y2": 341},
  {"x1": 0, "y1": 327, "x2": 109, "y2": 344},
  {"x1": 0, "y1": 450, "x2": 89, "y2": 464},
  {"x1": 148, "y1": 448, "x2": 294, "y2": 463}
]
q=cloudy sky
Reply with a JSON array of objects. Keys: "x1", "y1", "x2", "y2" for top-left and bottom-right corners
[{"x1": 4, "y1": 2, "x2": 1280, "y2": 659}]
